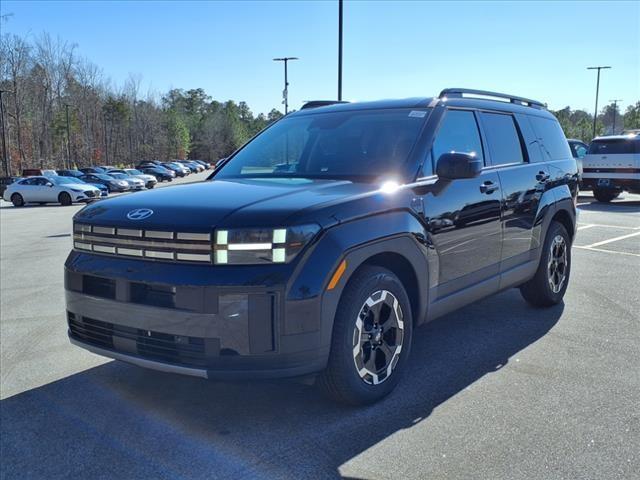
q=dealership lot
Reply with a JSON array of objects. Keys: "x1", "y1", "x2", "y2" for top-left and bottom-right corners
[{"x1": 1, "y1": 187, "x2": 638, "y2": 479}]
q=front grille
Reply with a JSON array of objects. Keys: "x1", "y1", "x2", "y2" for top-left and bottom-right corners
[
  {"x1": 68, "y1": 313, "x2": 216, "y2": 368},
  {"x1": 73, "y1": 223, "x2": 212, "y2": 263},
  {"x1": 85, "y1": 190, "x2": 96, "y2": 198}
]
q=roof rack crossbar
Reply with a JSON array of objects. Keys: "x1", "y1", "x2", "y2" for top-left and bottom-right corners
[
  {"x1": 301, "y1": 100, "x2": 350, "y2": 110},
  {"x1": 439, "y1": 88, "x2": 546, "y2": 109}
]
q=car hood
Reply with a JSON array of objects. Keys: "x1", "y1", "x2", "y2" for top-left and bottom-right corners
[{"x1": 74, "y1": 178, "x2": 378, "y2": 230}]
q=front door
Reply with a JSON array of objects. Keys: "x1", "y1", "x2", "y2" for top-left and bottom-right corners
[{"x1": 421, "y1": 109, "x2": 503, "y2": 299}]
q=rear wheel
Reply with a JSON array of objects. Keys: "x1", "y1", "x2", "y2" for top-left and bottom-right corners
[
  {"x1": 58, "y1": 191, "x2": 72, "y2": 206},
  {"x1": 520, "y1": 221, "x2": 571, "y2": 307},
  {"x1": 319, "y1": 266, "x2": 413, "y2": 405},
  {"x1": 593, "y1": 188, "x2": 620, "y2": 203},
  {"x1": 11, "y1": 193, "x2": 24, "y2": 207}
]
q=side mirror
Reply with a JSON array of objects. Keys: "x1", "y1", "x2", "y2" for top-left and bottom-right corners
[
  {"x1": 436, "y1": 152, "x2": 482, "y2": 180},
  {"x1": 46, "y1": 182, "x2": 54, "y2": 187},
  {"x1": 576, "y1": 146, "x2": 587, "y2": 159}
]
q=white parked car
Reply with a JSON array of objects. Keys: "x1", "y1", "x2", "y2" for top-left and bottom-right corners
[
  {"x1": 2, "y1": 175, "x2": 102, "y2": 207},
  {"x1": 106, "y1": 172, "x2": 146, "y2": 191},
  {"x1": 582, "y1": 134, "x2": 640, "y2": 202},
  {"x1": 108, "y1": 168, "x2": 157, "y2": 189}
]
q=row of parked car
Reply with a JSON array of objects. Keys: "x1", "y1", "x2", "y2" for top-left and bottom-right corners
[{"x1": 0, "y1": 159, "x2": 212, "y2": 207}]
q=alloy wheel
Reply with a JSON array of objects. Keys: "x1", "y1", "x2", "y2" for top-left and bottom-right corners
[
  {"x1": 352, "y1": 290, "x2": 404, "y2": 385},
  {"x1": 547, "y1": 235, "x2": 568, "y2": 294}
]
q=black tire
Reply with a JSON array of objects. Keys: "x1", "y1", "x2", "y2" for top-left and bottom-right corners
[
  {"x1": 520, "y1": 221, "x2": 571, "y2": 307},
  {"x1": 318, "y1": 266, "x2": 413, "y2": 405},
  {"x1": 59, "y1": 191, "x2": 72, "y2": 206},
  {"x1": 148, "y1": 184, "x2": 155, "y2": 189},
  {"x1": 593, "y1": 188, "x2": 620, "y2": 203},
  {"x1": 11, "y1": 193, "x2": 24, "y2": 207}
]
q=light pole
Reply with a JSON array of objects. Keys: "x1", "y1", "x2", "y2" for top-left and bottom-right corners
[
  {"x1": 587, "y1": 66, "x2": 611, "y2": 139},
  {"x1": 64, "y1": 103, "x2": 72, "y2": 169},
  {"x1": 0, "y1": 89, "x2": 10, "y2": 176},
  {"x1": 338, "y1": 0, "x2": 343, "y2": 101},
  {"x1": 273, "y1": 57, "x2": 298, "y2": 114},
  {"x1": 609, "y1": 99, "x2": 622, "y2": 134}
]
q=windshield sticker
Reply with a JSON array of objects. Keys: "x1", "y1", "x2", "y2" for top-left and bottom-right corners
[{"x1": 408, "y1": 110, "x2": 427, "y2": 118}]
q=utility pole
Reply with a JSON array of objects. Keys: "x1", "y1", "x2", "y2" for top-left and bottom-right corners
[
  {"x1": 64, "y1": 103, "x2": 72, "y2": 170},
  {"x1": 338, "y1": 0, "x2": 343, "y2": 101},
  {"x1": 273, "y1": 57, "x2": 298, "y2": 114},
  {"x1": 0, "y1": 89, "x2": 10, "y2": 176},
  {"x1": 103, "y1": 111, "x2": 109, "y2": 165},
  {"x1": 587, "y1": 66, "x2": 611, "y2": 139},
  {"x1": 609, "y1": 99, "x2": 622, "y2": 134}
]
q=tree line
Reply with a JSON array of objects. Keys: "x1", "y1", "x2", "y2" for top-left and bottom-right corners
[
  {"x1": 1, "y1": 30, "x2": 639, "y2": 177},
  {"x1": 0, "y1": 32, "x2": 284, "y2": 176}
]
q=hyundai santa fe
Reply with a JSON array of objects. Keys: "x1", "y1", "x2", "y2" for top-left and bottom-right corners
[{"x1": 65, "y1": 88, "x2": 578, "y2": 404}]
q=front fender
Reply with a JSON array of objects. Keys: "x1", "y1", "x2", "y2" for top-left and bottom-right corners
[{"x1": 284, "y1": 210, "x2": 431, "y2": 351}]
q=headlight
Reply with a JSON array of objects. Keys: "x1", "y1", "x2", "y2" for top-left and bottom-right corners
[{"x1": 214, "y1": 224, "x2": 319, "y2": 265}]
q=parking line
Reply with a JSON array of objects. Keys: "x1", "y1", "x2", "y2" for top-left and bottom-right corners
[
  {"x1": 574, "y1": 245, "x2": 640, "y2": 258},
  {"x1": 584, "y1": 231, "x2": 640, "y2": 249},
  {"x1": 576, "y1": 223, "x2": 640, "y2": 231},
  {"x1": 577, "y1": 224, "x2": 596, "y2": 231}
]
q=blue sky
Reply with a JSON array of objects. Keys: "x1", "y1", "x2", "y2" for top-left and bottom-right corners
[{"x1": 2, "y1": 1, "x2": 639, "y2": 115}]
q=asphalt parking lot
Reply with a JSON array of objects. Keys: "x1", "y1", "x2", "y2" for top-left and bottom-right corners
[{"x1": 1, "y1": 185, "x2": 638, "y2": 480}]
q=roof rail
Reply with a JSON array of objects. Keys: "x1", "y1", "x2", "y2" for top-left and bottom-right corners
[
  {"x1": 301, "y1": 100, "x2": 350, "y2": 110},
  {"x1": 439, "y1": 88, "x2": 546, "y2": 109}
]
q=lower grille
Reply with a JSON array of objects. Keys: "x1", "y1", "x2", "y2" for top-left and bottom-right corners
[
  {"x1": 68, "y1": 312, "x2": 216, "y2": 367},
  {"x1": 85, "y1": 190, "x2": 96, "y2": 198}
]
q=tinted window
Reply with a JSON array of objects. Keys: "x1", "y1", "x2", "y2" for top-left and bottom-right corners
[
  {"x1": 19, "y1": 178, "x2": 35, "y2": 185},
  {"x1": 217, "y1": 108, "x2": 429, "y2": 180},
  {"x1": 588, "y1": 138, "x2": 639, "y2": 155},
  {"x1": 479, "y1": 112, "x2": 524, "y2": 166},
  {"x1": 432, "y1": 110, "x2": 484, "y2": 168},
  {"x1": 529, "y1": 116, "x2": 572, "y2": 160}
]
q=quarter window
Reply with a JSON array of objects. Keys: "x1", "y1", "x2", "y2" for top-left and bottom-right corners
[
  {"x1": 479, "y1": 112, "x2": 525, "y2": 166},
  {"x1": 432, "y1": 110, "x2": 484, "y2": 168},
  {"x1": 529, "y1": 116, "x2": 573, "y2": 160}
]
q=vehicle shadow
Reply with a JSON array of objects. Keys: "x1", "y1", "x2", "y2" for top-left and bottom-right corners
[
  {"x1": 577, "y1": 198, "x2": 640, "y2": 213},
  {"x1": 1, "y1": 289, "x2": 562, "y2": 479}
]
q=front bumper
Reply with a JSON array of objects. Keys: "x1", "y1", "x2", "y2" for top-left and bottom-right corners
[{"x1": 64, "y1": 253, "x2": 329, "y2": 379}]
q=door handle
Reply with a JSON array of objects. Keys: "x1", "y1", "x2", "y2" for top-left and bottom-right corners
[
  {"x1": 479, "y1": 181, "x2": 499, "y2": 194},
  {"x1": 536, "y1": 171, "x2": 550, "y2": 182}
]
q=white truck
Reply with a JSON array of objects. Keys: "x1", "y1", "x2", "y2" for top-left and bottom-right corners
[{"x1": 582, "y1": 134, "x2": 640, "y2": 202}]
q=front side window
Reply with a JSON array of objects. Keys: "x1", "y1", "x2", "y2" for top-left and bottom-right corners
[
  {"x1": 479, "y1": 112, "x2": 525, "y2": 166},
  {"x1": 431, "y1": 109, "x2": 484, "y2": 169},
  {"x1": 216, "y1": 108, "x2": 430, "y2": 181}
]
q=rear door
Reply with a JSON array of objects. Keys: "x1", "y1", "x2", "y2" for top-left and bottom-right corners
[
  {"x1": 419, "y1": 108, "x2": 503, "y2": 298},
  {"x1": 477, "y1": 111, "x2": 550, "y2": 270}
]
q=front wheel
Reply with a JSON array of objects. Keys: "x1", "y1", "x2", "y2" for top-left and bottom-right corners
[
  {"x1": 593, "y1": 188, "x2": 620, "y2": 203},
  {"x1": 59, "y1": 191, "x2": 72, "y2": 206},
  {"x1": 520, "y1": 221, "x2": 571, "y2": 307},
  {"x1": 319, "y1": 266, "x2": 413, "y2": 405}
]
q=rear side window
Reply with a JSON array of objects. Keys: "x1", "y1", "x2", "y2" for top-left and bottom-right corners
[
  {"x1": 588, "y1": 139, "x2": 639, "y2": 155},
  {"x1": 529, "y1": 116, "x2": 572, "y2": 160},
  {"x1": 432, "y1": 110, "x2": 484, "y2": 166},
  {"x1": 479, "y1": 112, "x2": 525, "y2": 166}
]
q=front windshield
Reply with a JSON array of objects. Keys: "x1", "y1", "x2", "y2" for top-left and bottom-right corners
[
  {"x1": 216, "y1": 108, "x2": 429, "y2": 181},
  {"x1": 95, "y1": 174, "x2": 114, "y2": 180},
  {"x1": 110, "y1": 173, "x2": 127, "y2": 179},
  {"x1": 127, "y1": 169, "x2": 143, "y2": 175}
]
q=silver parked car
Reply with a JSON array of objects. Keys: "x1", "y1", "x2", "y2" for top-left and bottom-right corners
[
  {"x1": 107, "y1": 172, "x2": 146, "y2": 191},
  {"x1": 108, "y1": 168, "x2": 158, "y2": 189}
]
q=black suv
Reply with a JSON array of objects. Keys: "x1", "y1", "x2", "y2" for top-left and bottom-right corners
[{"x1": 65, "y1": 89, "x2": 578, "y2": 404}]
